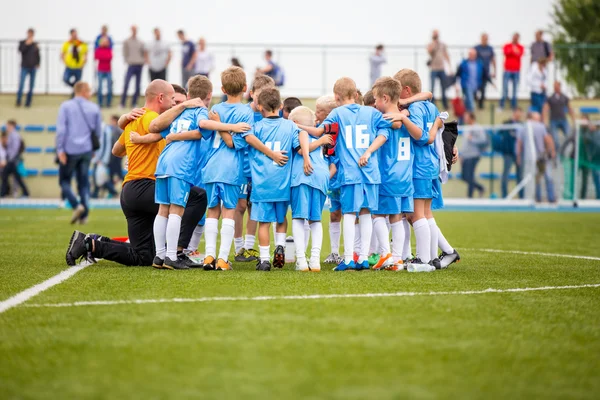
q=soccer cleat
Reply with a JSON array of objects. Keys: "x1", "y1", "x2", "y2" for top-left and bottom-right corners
[
  {"x1": 152, "y1": 256, "x2": 165, "y2": 269},
  {"x1": 216, "y1": 258, "x2": 233, "y2": 271},
  {"x1": 70, "y1": 204, "x2": 86, "y2": 224},
  {"x1": 430, "y1": 258, "x2": 442, "y2": 270},
  {"x1": 164, "y1": 256, "x2": 190, "y2": 270},
  {"x1": 186, "y1": 250, "x2": 204, "y2": 264},
  {"x1": 372, "y1": 253, "x2": 393, "y2": 270},
  {"x1": 202, "y1": 255, "x2": 216, "y2": 271},
  {"x1": 308, "y1": 258, "x2": 321, "y2": 272},
  {"x1": 234, "y1": 248, "x2": 248, "y2": 262},
  {"x1": 353, "y1": 252, "x2": 359, "y2": 263},
  {"x1": 439, "y1": 250, "x2": 460, "y2": 269},
  {"x1": 66, "y1": 230, "x2": 91, "y2": 266},
  {"x1": 324, "y1": 253, "x2": 342, "y2": 264},
  {"x1": 246, "y1": 248, "x2": 260, "y2": 260},
  {"x1": 385, "y1": 261, "x2": 405, "y2": 271},
  {"x1": 334, "y1": 260, "x2": 356, "y2": 271},
  {"x1": 295, "y1": 258, "x2": 309, "y2": 272},
  {"x1": 273, "y1": 245, "x2": 285, "y2": 269},
  {"x1": 368, "y1": 253, "x2": 380, "y2": 266},
  {"x1": 356, "y1": 260, "x2": 370, "y2": 271},
  {"x1": 256, "y1": 260, "x2": 272, "y2": 271},
  {"x1": 178, "y1": 252, "x2": 203, "y2": 268}
]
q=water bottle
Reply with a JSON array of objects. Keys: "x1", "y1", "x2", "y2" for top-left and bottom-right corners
[
  {"x1": 285, "y1": 236, "x2": 296, "y2": 263},
  {"x1": 407, "y1": 262, "x2": 435, "y2": 272}
]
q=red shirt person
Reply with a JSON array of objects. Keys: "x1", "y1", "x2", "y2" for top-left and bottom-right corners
[
  {"x1": 500, "y1": 33, "x2": 524, "y2": 110},
  {"x1": 94, "y1": 37, "x2": 113, "y2": 107}
]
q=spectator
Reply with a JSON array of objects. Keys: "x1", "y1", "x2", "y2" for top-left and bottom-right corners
[
  {"x1": 516, "y1": 112, "x2": 556, "y2": 203},
  {"x1": 528, "y1": 57, "x2": 548, "y2": 113},
  {"x1": 426, "y1": 30, "x2": 450, "y2": 109},
  {"x1": 121, "y1": 25, "x2": 145, "y2": 108},
  {"x1": 531, "y1": 30, "x2": 553, "y2": 64},
  {"x1": 500, "y1": 33, "x2": 524, "y2": 110},
  {"x1": 177, "y1": 30, "x2": 195, "y2": 87},
  {"x1": 193, "y1": 37, "x2": 215, "y2": 79},
  {"x1": 0, "y1": 120, "x2": 29, "y2": 198},
  {"x1": 369, "y1": 44, "x2": 386, "y2": 87},
  {"x1": 258, "y1": 50, "x2": 284, "y2": 86},
  {"x1": 580, "y1": 116, "x2": 600, "y2": 199},
  {"x1": 107, "y1": 115, "x2": 124, "y2": 185},
  {"x1": 460, "y1": 112, "x2": 487, "y2": 198},
  {"x1": 62, "y1": 29, "x2": 87, "y2": 88},
  {"x1": 455, "y1": 48, "x2": 483, "y2": 113},
  {"x1": 498, "y1": 108, "x2": 524, "y2": 198},
  {"x1": 91, "y1": 118, "x2": 118, "y2": 199},
  {"x1": 16, "y1": 28, "x2": 40, "y2": 108},
  {"x1": 94, "y1": 25, "x2": 113, "y2": 49},
  {"x1": 543, "y1": 81, "x2": 575, "y2": 152},
  {"x1": 474, "y1": 33, "x2": 496, "y2": 110},
  {"x1": 146, "y1": 28, "x2": 171, "y2": 81},
  {"x1": 95, "y1": 37, "x2": 113, "y2": 108},
  {"x1": 56, "y1": 81, "x2": 102, "y2": 224}
]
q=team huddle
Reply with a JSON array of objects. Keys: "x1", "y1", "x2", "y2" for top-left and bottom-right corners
[{"x1": 66, "y1": 65, "x2": 462, "y2": 272}]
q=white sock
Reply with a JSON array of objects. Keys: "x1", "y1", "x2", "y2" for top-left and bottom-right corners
[
  {"x1": 390, "y1": 221, "x2": 404, "y2": 262},
  {"x1": 303, "y1": 220, "x2": 310, "y2": 252},
  {"x1": 373, "y1": 217, "x2": 391, "y2": 255},
  {"x1": 292, "y1": 219, "x2": 306, "y2": 262},
  {"x1": 217, "y1": 218, "x2": 235, "y2": 261},
  {"x1": 186, "y1": 225, "x2": 204, "y2": 252},
  {"x1": 165, "y1": 214, "x2": 182, "y2": 260},
  {"x1": 259, "y1": 245, "x2": 270, "y2": 262},
  {"x1": 153, "y1": 215, "x2": 168, "y2": 259},
  {"x1": 402, "y1": 218, "x2": 411, "y2": 259},
  {"x1": 413, "y1": 218, "x2": 431, "y2": 263},
  {"x1": 275, "y1": 232, "x2": 286, "y2": 247},
  {"x1": 244, "y1": 234, "x2": 256, "y2": 250},
  {"x1": 369, "y1": 221, "x2": 379, "y2": 254},
  {"x1": 428, "y1": 218, "x2": 439, "y2": 261},
  {"x1": 438, "y1": 226, "x2": 454, "y2": 253},
  {"x1": 234, "y1": 237, "x2": 244, "y2": 253},
  {"x1": 310, "y1": 222, "x2": 323, "y2": 260},
  {"x1": 329, "y1": 221, "x2": 341, "y2": 254},
  {"x1": 204, "y1": 218, "x2": 219, "y2": 258},
  {"x1": 343, "y1": 214, "x2": 357, "y2": 263},
  {"x1": 358, "y1": 213, "x2": 373, "y2": 262},
  {"x1": 353, "y1": 223, "x2": 361, "y2": 254}
]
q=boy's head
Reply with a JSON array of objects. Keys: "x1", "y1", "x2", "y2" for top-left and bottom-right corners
[
  {"x1": 393, "y1": 69, "x2": 421, "y2": 99},
  {"x1": 363, "y1": 90, "x2": 375, "y2": 107},
  {"x1": 257, "y1": 88, "x2": 282, "y2": 115},
  {"x1": 251, "y1": 74, "x2": 276, "y2": 102},
  {"x1": 372, "y1": 77, "x2": 401, "y2": 113},
  {"x1": 221, "y1": 66, "x2": 247, "y2": 97},
  {"x1": 333, "y1": 77, "x2": 358, "y2": 105},
  {"x1": 187, "y1": 75, "x2": 213, "y2": 104},
  {"x1": 110, "y1": 115, "x2": 119, "y2": 126},
  {"x1": 6, "y1": 120, "x2": 17, "y2": 133},
  {"x1": 171, "y1": 83, "x2": 187, "y2": 105},
  {"x1": 315, "y1": 95, "x2": 337, "y2": 124},
  {"x1": 288, "y1": 106, "x2": 316, "y2": 127},
  {"x1": 512, "y1": 107, "x2": 523, "y2": 121},
  {"x1": 282, "y1": 97, "x2": 302, "y2": 119}
]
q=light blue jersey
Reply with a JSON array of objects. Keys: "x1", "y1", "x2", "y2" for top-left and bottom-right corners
[
  {"x1": 408, "y1": 101, "x2": 440, "y2": 180},
  {"x1": 156, "y1": 107, "x2": 213, "y2": 184},
  {"x1": 202, "y1": 102, "x2": 253, "y2": 186},
  {"x1": 328, "y1": 155, "x2": 341, "y2": 191},
  {"x1": 291, "y1": 135, "x2": 329, "y2": 195},
  {"x1": 379, "y1": 125, "x2": 415, "y2": 197},
  {"x1": 243, "y1": 117, "x2": 299, "y2": 202},
  {"x1": 322, "y1": 103, "x2": 391, "y2": 185},
  {"x1": 193, "y1": 137, "x2": 213, "y2": 187}
]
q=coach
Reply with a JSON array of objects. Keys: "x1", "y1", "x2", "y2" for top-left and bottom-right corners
[{"x1": 66, "y1": 80, "x2": 207, "y2": 267}]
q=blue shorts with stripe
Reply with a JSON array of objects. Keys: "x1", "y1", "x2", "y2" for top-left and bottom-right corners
[
  {"x1": 291, "y1": 184, "x2": 326, "y2": 221},
  {"x1": 155, "y1": 176, "x2": 191, "y2": 207},
  {"x1": 340, "y1": 183, "x2": 378, "y2": 214}
]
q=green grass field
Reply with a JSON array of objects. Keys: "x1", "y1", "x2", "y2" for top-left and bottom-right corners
[{"x1": 1, "y1": 209, "x2": 599, "y2": 399}]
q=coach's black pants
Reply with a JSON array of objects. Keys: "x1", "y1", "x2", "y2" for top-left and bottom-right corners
[{"x1": 93, "y1": 179, "x2": 207, "y2": 266}]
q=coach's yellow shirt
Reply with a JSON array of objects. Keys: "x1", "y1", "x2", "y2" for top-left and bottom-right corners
[
  {"x1": 62, "y1": 40, "x2": 88, "y2": 69},
  {"x1": 119, "y1": 109, "x2": 166, "y2": 185}
]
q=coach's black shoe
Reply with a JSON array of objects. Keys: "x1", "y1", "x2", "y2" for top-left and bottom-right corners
[
  {"x1": 178, "y1": 252, "x2": 203, "y2": 268},
  {"x1": 203, "y1": 256, "x2": 216, "y2": 271},
  {"x1": 439, "y1": 250, "x2": 460, "y2": 269},
  {"x1": 430, "y1": 258, "x2": 442, "y2": 270},
  {"x1": 66, "y1": 230, "x2": 91, "y2": 266},
  {"x1": 152, "y1": 256, "x2": 165, "y2": 269},
  {"x1": 256, "y1": 260, "x2": 272, "y2": 271},
  {"x1": 164, "y1": 256, "x2": 190, "y2": 270},
  {"x1": 273, "y1": 245, "x2": 285, "y2": 269}
]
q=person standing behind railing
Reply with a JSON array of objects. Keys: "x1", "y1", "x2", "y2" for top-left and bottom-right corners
[
  {"x1": 474, "y1": 33, "x2": 496, "y2": 110},
  {"x1": 146, "y1": 28, "x2": 171, "y2": 81},
  {"x1": 16, "y1": 28, "x2": 40, "y2": 108},
  {"x1": 427, "y1": 30, "x2": 451, "y2": 109},
  {"x1": 121, "y1": 26, "x2": 145, "y2": 108},
  {"x1": 61, "y1": 29, "x2": 87, "y2": 89},
  {"x1": 95, "y1": 37, "x2": 113, "y2": 108},
  {"x1": 543, "y1": 81, "x2": 575, "y2": 153},
  {"x1": 0, "y1": 120, "x2": 29, "y2": 198},
  {"x1": 460, "y1": 112, "x2": 488, "y2": 198},
  {"x1": 528, "y1": 57, "x2": 548, "y2": 113},
  {"x1": 94, "y1": 25, "x2": 113, "y2": 49},
  {"x1": 500, "y1": 33, "x2": 524, "y2": 111},
  {"x1": 369, "y1": 44, "x2": 386, "y2": 87},
  {"x1": 498, "y1": 107, "x2": 524, "y2": 199},
  {"x1": 455, "y1": 48, "x2": 483, "y2": 113},
  {"x1": 177, "y1": 30, "x2": 195, "y2": 87}
]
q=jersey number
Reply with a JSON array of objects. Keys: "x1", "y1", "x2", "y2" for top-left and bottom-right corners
[
  {"x1": 344, "y1": 125, "x2": 369, "y2": 149},
  {"x1": 212, "y1": 133, "x2": 222, "y2": 148},
  {"x1": 398, "y1": 138, "x2": 411, "y2": 161},
  {"x1": 171, "y1": 119, "x2": 191, "y2": 134},
  {"x1": 266, "y1": 141, "x2": 281, "y2": 165}
]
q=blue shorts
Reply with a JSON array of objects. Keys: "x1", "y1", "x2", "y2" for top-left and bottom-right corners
[
  {"x1": 328, "y1": 189, "x2": 341, "y2": 212},
  {"x1": 291, "y1": 185, "x2": 326, "y2": 221},
  {"x1": 432, "y1": 194, "x2": 444, "y2": 210},
  {"x1": 413, "y1": 178, "x2": 442, "y2": 200},
  {"x1": 340, "y1": 183, "x2": 378, "y2": 214},
  {"x1": 205, "y1": 182, "x2": 239, "y2": 209},
  {"x1": 155, "y1": 177, "x2": 191, "y2": 207},
  {"x1": 251, "y1": 201, "x2": 289, "y2": 224},
  {"x1": 238, "y1": 179, "x2": 251, "y2": 200},
  {"x1": 375, "y1": 195, "x2": 414, "y2": 215}
]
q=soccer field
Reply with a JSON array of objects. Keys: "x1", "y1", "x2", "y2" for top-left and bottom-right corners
[{"x1": 1, "y1": 209, "x2": 599, "y2": 399}]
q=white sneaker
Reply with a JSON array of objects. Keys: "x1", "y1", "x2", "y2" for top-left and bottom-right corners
[
  {"x1": 295, "y1": 258, "x2": 309, "y2": 271},
  {"x1": 309, "y1": 257, "x2": 321, "y2": 272}
]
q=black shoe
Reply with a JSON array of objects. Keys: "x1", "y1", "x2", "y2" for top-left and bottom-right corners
[
  {"x1": 66, "y1": 230, "x2": 90, "y2": 266},
  {"x1": 164, "y1": 256, "x2": 190, "y2": 270},
  {"x1": 178, "y1": 252, "x2": 203, "y2": 268},
  {"x1": 430, "y1": 258, "x2": 442, "y2": 270},
  {"x1": 152, "y1": 256, "x2": 165, "y2": 269},
  {"x1": 273, "y1": 245, "x2": 285, "y2": 269},
  {"x1": 439, "y1": 250, "x2": 460, "y2": 269},
  {"x1": 256, "y1": 260, "x2": 272, "y2": 271},
  {"x1": 203, "y1": 256, "x2": 216, "y2": 271}
]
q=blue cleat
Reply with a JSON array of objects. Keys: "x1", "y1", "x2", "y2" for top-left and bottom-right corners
[
  {"x1": 356, "y1": 260, "x2": 370, "y2": 271},
  {"x1": 333, "y1": 260, "x2": 356, "y2": 271}
]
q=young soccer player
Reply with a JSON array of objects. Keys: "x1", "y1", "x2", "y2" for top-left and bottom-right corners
[
  {"x1": 282, "y1": 97, "x2": 302, "y2": 119},
  {"x1": 288, "y1": 106, "x2": 333, "y2": 271},
  {"x1": 298, "y1": 77, "x2": 397, "y2": 271},
  {"x1": 243, "y1": 88, "x2": 309, "y2": 271},
  {"x1": 363, "y1": 90, "x2": 375, "y2": 107},
  {"x1": 233, "y1": 74, "x2": 277, "y2": 263}
]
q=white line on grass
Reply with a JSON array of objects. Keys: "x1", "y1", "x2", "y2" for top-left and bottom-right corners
[
  {"x1": 464, "y1": 248, "x2": 600, "y2": 261},
  {"x1": 0, "y1": 261, "x2": 93, "y2": 314},
  {"x1": 22, "y1": 283, "x2": 600, "y2": 309}
]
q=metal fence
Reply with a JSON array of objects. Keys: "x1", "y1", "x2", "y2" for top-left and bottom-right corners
[{"x1": 0, "y1": 39, "x2": 592, "y2": 99}]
